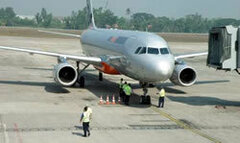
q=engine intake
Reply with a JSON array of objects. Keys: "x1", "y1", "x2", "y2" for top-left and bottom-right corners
[
  {"x1": 53, "y1": 63, "x2": 78, "y2": 87},
  {"x1": 170, "y1": 64, "x2": 197, "y2": 86}
]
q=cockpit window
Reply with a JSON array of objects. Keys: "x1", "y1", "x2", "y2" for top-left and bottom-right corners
[
  {"x1": 148, "y1": 47, "x2": 159, "y2": 55},
  {"x1": 139, "y1": 47, "x2": 147, "y2": 54},
  {"x1": 135, "y1": 47, "x2": 142, "y2": 54},
  {"x1": 160, "y1": 48, "x2": 169, "y2": 55}
]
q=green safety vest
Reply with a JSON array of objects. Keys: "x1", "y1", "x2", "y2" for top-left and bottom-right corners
[
  {"x1": 159, "y1": 89, "x2": 165, "y2": 97},
  {"x1": 82, "y1": 112, "x2": 90, "y2": 123},
  {"x1": 124, "y1": 85, "x2": 132, "y2": 96},
  {"x1": 122, "y1": 84, "x2": 127, "y2": 89}
]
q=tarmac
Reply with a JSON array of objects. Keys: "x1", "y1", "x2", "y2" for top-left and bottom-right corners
[{"x1": 0, "y1": 29, "x2": 240, "y2": 143}]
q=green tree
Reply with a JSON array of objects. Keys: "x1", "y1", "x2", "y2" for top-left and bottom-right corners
[
  {"x1": 0, "y1": 7, "x2": 16, "y2": 26},
  {"x1": 35, "y1": 8, "x2": 53, "y2": 27},
  {"x1": 213, "y1": 18, "x2": 239, "y2": 27},
  {"x1": 131, "y1": 12, "x2": 155, "y2": 31},
  {"x1": 150, "y1": 16, "x2": 173, "y2": 32},
  {"x1": 63, "y1": 9, "x2": 87, "y2": 29},
  {"x1": 5, "y1": 7, "x2": 16, "y2": 19},
  {"x1": 94, "y1": 7, "x2": 117, "y2": 28},
  {"x1": 35, "y1": 13, "x2": 42, "y2": 25}
]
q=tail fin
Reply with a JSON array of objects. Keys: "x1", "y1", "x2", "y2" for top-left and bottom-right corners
[{"x1": 86, "y1": 0, "x2": 96, "y2": 29}]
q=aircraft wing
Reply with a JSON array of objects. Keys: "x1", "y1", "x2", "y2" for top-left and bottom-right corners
[
  {"x1": 38, "y1": 30, "x2": 81, "y2": 38},
  {"x1": 174, "y1": 52, "x2": 208, "y2": 60},
  {"x1": 0, "y1": 46, "x2": 101, "y2": 65}
]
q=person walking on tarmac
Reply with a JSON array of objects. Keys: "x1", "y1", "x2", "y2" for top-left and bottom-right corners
[
  {"x1": 124, "y1": 83, "x2": 132, "y2": 105},
  {"x1": 158, "y1": 87, "x2": 165, "y2": 108},
  {"x1": 87, "y1": 106, "x2": 92, "y2": 119},
  {"x1": 80, "y1": 106, "x2": 91, "y2": 137}
]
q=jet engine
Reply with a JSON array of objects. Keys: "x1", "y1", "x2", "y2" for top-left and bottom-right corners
[
  {"x1": 53, "y1": 63, "x2": 78, "y2": 87},
  {"x1": 170, "y1": 64, "x2": 197, "y2": 86}
]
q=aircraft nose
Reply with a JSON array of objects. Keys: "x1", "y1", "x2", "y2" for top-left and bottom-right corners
[
  {"x1": 157, "y1": 61, "x2": 172, "y2": 76},
  {"x1": 153, "y1": 59, "x2": 174, "y2": 81}
]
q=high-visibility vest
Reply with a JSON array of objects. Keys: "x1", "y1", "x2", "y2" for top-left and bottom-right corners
[
  {"x1": 82, "y1": 112, "x2": 90, "y2": 122},
  {"x1": 159, "y1": 89, "x2": 165, "y2": 97},
  {"x1": 124, "y1": 85, "x2": 132, "y2": 96},
  {"x1": 87, "y1": 108, "x2": 92, "y2": 119},
  {"x1": 122, "y1": 84, "x2": 127, "y2": 90}
]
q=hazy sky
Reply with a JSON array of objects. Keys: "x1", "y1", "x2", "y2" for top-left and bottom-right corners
[{"x1": 0, "y1": 0, "x2": 239, "y2": 19}]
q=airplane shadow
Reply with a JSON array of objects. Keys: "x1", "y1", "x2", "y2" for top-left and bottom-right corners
[
  {"x1": 155, "y1": 80, "x2": 230, "y2": 95},
  {"x1": 0, "y1": 80, "x2": 70, "y2": 94},
  {"x1": 156, "y1": 86, "x2": 186, "y2": 94},
  {"x1": 84, "y1": 73, "x2": 151, "y2": 108},
  {"x1": 167, "y1": 95, "x2": 240, "y2": 107},
  {"x1": 0, "y1": 67, "x2": 232, "y2": 107}
]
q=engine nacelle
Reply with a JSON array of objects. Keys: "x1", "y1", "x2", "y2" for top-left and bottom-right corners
[
  {"x1": 170, "y1": 64, "x2": 197, "y2": 86},
  {"x1": 53, "y1": 63, "x2": 78, "y2": 87}
]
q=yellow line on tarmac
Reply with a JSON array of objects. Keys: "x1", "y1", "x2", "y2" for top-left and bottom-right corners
[{"x1": 151, "y1": 106, "x2": 221, "y2": 143}]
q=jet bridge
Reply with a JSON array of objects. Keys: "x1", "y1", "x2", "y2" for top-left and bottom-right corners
[{"x1": 207, "y1": 25, "x2": 240, "y2": 74}]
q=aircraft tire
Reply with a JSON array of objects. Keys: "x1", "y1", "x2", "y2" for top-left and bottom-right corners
[
  {"x1": 148, "y1": 84, "x2": 155, "y2": 88},
  {"x1": 79, "y1": 76, "x2": 85, "y2": 88},
  {"x1": 99, "y1": 72, "x2": 103, "y2": 81}
]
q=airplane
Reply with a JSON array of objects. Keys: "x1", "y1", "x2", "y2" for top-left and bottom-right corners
[{"x1": 0, "y1": 0, "x2": 207, "y2": 95}]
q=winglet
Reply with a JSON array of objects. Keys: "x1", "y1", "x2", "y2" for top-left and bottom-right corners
[{"x1": 86, "y1": 0, "x2": 96, "y2": 29}]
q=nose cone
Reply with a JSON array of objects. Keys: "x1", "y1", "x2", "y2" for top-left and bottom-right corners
[
  {"x1": 146, "y1": 57, "x2": 174, "y2": 82},
  {"x1": 157, "y1": 60, "x2": 173, "y2": 77},
  {"x1": 129, "y1": 55, "x2": 175, "y2": 83}
]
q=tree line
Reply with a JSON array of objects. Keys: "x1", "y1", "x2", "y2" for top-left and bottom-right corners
[{"x1": 0, "y1": 7, "x2": 239, "y2": 33}]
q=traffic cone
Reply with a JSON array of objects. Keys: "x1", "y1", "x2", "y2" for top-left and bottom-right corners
[
  {"x1": 112, "y1": 95, "x2": 116, "y2": 105},
  {"x1": 118, "y1": 96, "x2": 121, "y2": 104},
  {"x1": 106, "y1": 96, "x2": 110, "y2": 105},
  {"x1": 99, "y1": 96, "x2": 104, "y2": 105}
]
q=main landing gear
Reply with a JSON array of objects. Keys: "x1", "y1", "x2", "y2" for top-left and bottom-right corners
[
  {"x1": 76, "y1": 61, "x2": 89, "y2": 88},
  {"x1": 75, "y1": 61, "x2": 104, "y2": 88}
]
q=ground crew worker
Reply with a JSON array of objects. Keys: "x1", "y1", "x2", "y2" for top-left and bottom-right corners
[
  {"x1": 80, "y1": 106, "x2": 91, "y2": 137},
  {"x1": 124, "y1": 83, "x2": 132, "y2": 105},
  {"x1": 86, "y1": 106, "x2": 92, "y2": 120},
  {"x1": 158, "y1": 88, "x2": 165, "y2": 108},
  {"x1": 122, "y1": 81, "x2": 128, "y2": 102},
  {"x1": 119, "y1": 78, "x2": 124, "y2": 98}
]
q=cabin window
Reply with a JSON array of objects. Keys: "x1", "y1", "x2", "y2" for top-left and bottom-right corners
[
  {"x1": 135, "y1": 47, "x2": 142, "y2": 54},
  {"x1": 139, "y1": 47, "x2": 147, "y2": 54},
  {"x1": 148, "y1": 47, "x2": 159, "y2": 55},
  {"x1": 160, "y1": 48, "x2": 169, "y2": 55}
]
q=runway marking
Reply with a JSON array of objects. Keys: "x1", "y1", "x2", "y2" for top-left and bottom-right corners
[
  {"x1": 3, "y1": 124, "x2": 9, "y2": 143},
  {"x1": 14, "y1": 123, "x2": 23, "y2": 143},
  {"x1": 151, "y1": 106, "x2": 221, "y2": 143}
]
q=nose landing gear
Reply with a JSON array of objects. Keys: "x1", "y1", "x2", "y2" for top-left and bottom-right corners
[{"x1": 139, "y1": 82, "x2": 151, "y2": 105}]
